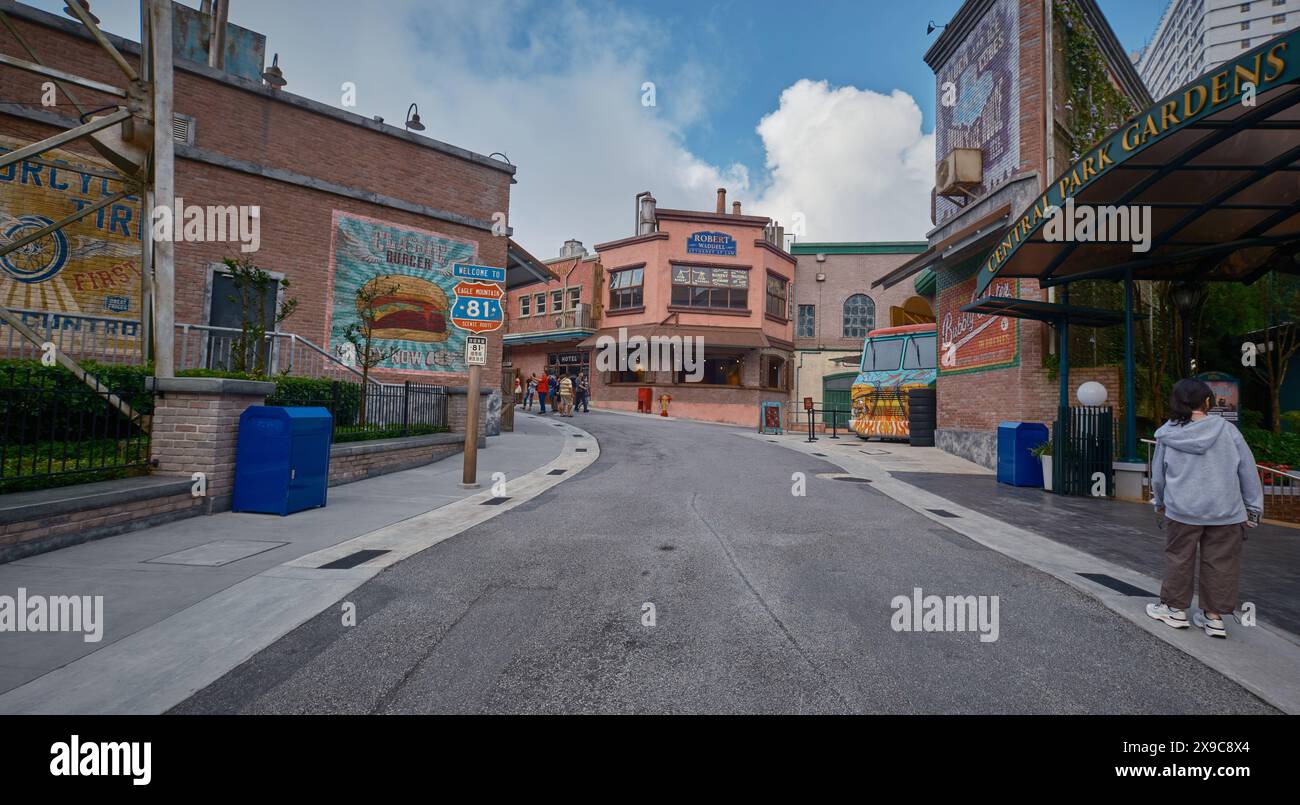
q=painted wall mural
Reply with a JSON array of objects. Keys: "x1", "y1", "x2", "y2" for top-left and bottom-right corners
[
  {"x1": 934, "y1": 0, "x2": 1021, "y2": 227},
  {"x1": 0, "y1": 135, "x2": 143, "y2": 354},
  {"x1": 937, "y1": 270, "x2": 1020, "y2": 375},
  {"x1": 328, "y1": 211, "x2": 478, "y2": 375}
]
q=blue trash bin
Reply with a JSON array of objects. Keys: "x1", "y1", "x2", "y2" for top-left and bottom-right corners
[
  {"x1": 997, "y1": 421, "x2": 1049, "y2": 487},
  {"x1": 233, "y1": 406, "x2": 333, "y2": 515}
]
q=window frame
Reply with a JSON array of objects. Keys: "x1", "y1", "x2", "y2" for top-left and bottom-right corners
[
  {"x1": 796, "y1": 304, "x2": 816, "y2": 339},
  {"x1": 608, "y1": 265, "x2": 645, "y2": 312},
  {"x1": 764, "y1": 272, "x2": 789, "y2": 321},
  {"x1": 842, "y1": 293, "x2": 877, "y2": 340},
  {"x1": 669, "y1": 262, "x2": 750, "y2": 312}
]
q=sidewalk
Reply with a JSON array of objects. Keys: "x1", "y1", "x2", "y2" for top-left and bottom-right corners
[
  {"x1": 746, "y1": 430, "x2": 1300, "y2": 714},
  {"x1": 0, "y1": 412, "x2": 597, "y2": 713}
]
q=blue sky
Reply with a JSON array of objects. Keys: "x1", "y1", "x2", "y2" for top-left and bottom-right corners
[{"x1": 25, "y1": 0, "x2": 1172, "y2": 251}]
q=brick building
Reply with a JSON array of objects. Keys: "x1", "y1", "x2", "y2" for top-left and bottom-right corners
[
  {"x1": 0, "y1": 1, "x2": 518, "y2": 400},
  {"x1": 502, "y1": 238, "x2": 600, "y2": 393},
  {"x1": 789, "y1": 242, "x2": 930, "y2": 426},
  {"x1": 873, "y1": 0, "x2": 1151, "y2": 467},
  {"x1": 579, "y1": 189, "x2": 796, "y2": 426}
]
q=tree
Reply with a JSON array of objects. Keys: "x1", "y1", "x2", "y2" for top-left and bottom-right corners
[
  {"x1": 344, "y1": 276, "x2": 402, "y2": 426},
  {"x1": 224, "y1": 256, "x2": 297, "y2": 376},
  {"x1": 1248, "y1": 272, "x2": 1300, "y2": 434}
]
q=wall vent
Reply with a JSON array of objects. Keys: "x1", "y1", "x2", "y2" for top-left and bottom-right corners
[{"x1": 172, "y1": 113, "x2": 195, "y2": 145}]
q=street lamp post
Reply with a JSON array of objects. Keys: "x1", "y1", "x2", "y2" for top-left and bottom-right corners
[{"x1": 1169, "y1": 281, "x2": 1206, "y2": 378}]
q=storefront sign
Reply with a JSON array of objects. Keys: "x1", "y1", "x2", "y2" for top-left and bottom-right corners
[
  {"x1": 937, "y1": 272, "x2": 1019, "y2": 374},
  {"x1": 976, "y1": 28, "x2": 1300, "y2": 296},
  {"x1": 686, "y1": 231, "x2": 736, "y2": 256},
  {"x1": 0, "y1": 135, "x2": 143, "y2": 343},
  {"x1": 328, "y1": 211, "x2": 477, "y2": 374},
  {"x1": 761, "y1": 401, "x2": 783, "y2": 435}
]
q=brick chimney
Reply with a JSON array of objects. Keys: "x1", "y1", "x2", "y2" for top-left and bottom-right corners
[
  {"x1": 732, "y1": 201, "x2": 741, "y2": 215},
  {"x1": 715, "y1": 187, "x2": 726, "y2": 214}
]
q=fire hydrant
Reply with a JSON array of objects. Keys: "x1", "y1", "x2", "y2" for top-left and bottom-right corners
[{"x1": 659, "y1": 393, "x2": 672, "y2": 417}]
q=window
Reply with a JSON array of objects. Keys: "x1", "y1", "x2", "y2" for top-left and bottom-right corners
[
  {"x1": 1241, "y1": 20, "x2": 1251, "y2": 29},
  {"x1": 520, "y1": 295, "x2": 531, "y2": 316},
  {"x1": 567, "y1": 287, "x2": 581, "y2": 309},
  {"x1": 535, "y1": 293, "x2": 547, "y2": 315},
  {"x1": 551, "y1": 290, "x2": 563, "y2": 312},
  {"x1": 1275, "y1": 13, "x2": 1287, "y2": 23},
  {"x1": 609, "y1": 267, "x2": 644, "y2": 310},
  {"x1": 797, "y1": 304, "x2": 816, "y2": 338},
  {"x1": 765, "y1": 275, "x2": 788, "y2": 319},
  {"x1": 861, "y1": 338, "x2": 904, "y2": 372},
  {"x1": 763, "y1": 356, "x2": 786, "y2": 389},
  {"x1": 676, "y1": 355, "x2": 743, "y2": 385},
  {"x1": 671, "y1": 265, "x2": 748, "y2": 309},
  {"x1": 902, "y1": 335, "x2": 937, "y2": 370},
  {"x1": 1241, "y1": 2, "x2": 1251, "y2": 11},
  {"x1": 1242, "y1": 38, "x2": 1252, "y2": 48},
  {"x1": 843, "y1": 294, "x2": 876, "y2": 339}
]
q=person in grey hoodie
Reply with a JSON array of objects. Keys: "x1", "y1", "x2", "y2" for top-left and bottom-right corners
[{"x1": 1146, "y1": 378, "x2": 1262, "y2": 639}]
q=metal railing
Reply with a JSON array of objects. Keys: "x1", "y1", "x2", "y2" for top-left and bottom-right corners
[
  {"x1": 279, "y1": 380, "x2": 448, "y2": 441},
  {"x1": 173, "y1": 324, "x2": 382, "y2": 390},
  {"x1": 0, "y1": 308, "x2": 143, "y2": 365},
  {"x1": 1142, "y1": 437, "x2": 1300, "y2": 523},
  {"x1": 0, "y1": 363, "x2": 153, "y2": 492},
  {"x1": 797, "y1": 405, "x2": 853, "y2": 441}
]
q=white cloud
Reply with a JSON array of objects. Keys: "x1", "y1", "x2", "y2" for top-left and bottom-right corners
[{"x1": 751, "y1": 79, "x2": 935, "y2": 243}]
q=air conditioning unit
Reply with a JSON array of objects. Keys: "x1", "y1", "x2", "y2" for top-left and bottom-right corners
[{"x1": 935, "y1": 148, "x2": 982, "y2": 199}]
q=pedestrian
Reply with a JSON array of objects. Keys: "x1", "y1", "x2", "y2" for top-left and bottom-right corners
[
  {"x1": 535, "y1": 372, "x2": 548, "y2": 414},
  {"x1": 513, "y1": 374, "x2": 523, "y2": 408},
  {"x1": 548, "y1": 371, "x2": 560, "y2": 412},
  {"x1": 559, "y1": 373, "x2": 575, "y2": 417},
  {"x1": 524, "y1": 374, "x2": 537, "y2": 411},
  {"x1": 1146, "y1": 378, "x2": 1263, "y2": 639},
  {"x1": 576, "y1": 373, "x2": 590, "y2": 413}
]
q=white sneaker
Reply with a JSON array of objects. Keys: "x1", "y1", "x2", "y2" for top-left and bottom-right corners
[
  {"x1": 1192, "y1": 610, "x2": 1227, "y2": 639},
  {"x1": 1146, "y1": 602, "x2": 1190, "y2": 629}
]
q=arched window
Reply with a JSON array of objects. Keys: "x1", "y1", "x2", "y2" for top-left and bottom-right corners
[{"x1": 843, "y1": 294, "x2": 876, "y2": 339}]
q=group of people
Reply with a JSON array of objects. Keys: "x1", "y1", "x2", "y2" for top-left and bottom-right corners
[{"x1": 515, "y1": 371, "x2": 590, "y2": 417}]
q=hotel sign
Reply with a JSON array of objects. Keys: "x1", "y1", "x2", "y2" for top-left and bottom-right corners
[
  {"x1": 686, "y1": 231, "x2": 737, "y2": 256},
  {"x1": 975, "y1": 31, "x2": 1300, "y2": 297}
]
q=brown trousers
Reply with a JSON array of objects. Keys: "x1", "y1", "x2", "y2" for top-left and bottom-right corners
[{"x1": 1160, "y1": 519, "x2": 1246, "y2": 614}]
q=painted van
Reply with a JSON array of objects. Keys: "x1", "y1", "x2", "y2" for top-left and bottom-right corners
[{"x1": 850, "y1": 323, "x2": 937, "y2": 439}]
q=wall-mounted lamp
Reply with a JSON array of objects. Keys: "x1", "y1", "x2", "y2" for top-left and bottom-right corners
[
  {"x1": 405, "y1": 103, "x2": 425, "y2": 131},
  {"x1": 262, "y1": 53, "x2": 286, "y2": 88}
]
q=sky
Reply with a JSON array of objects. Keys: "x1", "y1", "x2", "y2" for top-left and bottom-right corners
[{"x1": 27, "y1": 0, "x2": 1171, "y2": 257}]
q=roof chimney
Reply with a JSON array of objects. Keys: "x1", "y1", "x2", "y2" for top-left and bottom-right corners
[
  {"x1": 716, "y1": 187, "x2": 726, "y2": 214},
  {"x1": 732, "y1": 201, "x2": 741, "y2": 215}
]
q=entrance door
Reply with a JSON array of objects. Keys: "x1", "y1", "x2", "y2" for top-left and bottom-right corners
[
  {"x1": 823, "y1": 372, "x2": 856, "y2": 431},
  {"x1": 208, "y1": 270, "x2": 278, "y2": 372}
]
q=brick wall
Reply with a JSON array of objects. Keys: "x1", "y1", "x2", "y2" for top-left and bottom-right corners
[
  {"x1": 0, "y1": 7, "x2": 510, "y2": 390},
  {"x1": 792, "y1": 252, "x2": 928, "y2": 351},
  {"x1": 1, "y1": 489, "x2": 202, "y2": 562},
  {"x1": 327, "y1": 436, "x2": 463, "y2": 486}
]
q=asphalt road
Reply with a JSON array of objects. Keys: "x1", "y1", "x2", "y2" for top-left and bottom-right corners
[{"x1": 175, "y1": 410, "x2": 1277, "y2": 714}]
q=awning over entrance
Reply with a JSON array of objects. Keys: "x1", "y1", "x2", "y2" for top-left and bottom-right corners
[
  {"x1": 505, "y1": 239, "x2": 558, "y2": 290},
  {"x1": 976, "y1": 29, "x2": 1300, "y2": 297},
  {"x1": 959, "y1": 296, "x2": 1140, "y2": 328},
  {"x1": 576, "y1": 324, "x2": 773, "y2": 350}
]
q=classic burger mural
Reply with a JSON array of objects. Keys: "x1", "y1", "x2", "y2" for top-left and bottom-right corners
[{"x1": 329, "y1": 211, "x2": 475, "y2": 374}]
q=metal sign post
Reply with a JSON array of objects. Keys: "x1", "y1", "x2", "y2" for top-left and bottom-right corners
[{"x1": 451, "y1": 265, "x2": 503, "y2": 489}]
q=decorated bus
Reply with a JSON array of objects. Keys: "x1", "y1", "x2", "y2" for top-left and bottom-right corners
[{"x1": 850, "y1": 323, "x2": 937, "y2": 439}]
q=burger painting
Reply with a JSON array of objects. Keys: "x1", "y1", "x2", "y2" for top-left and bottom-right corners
[
  {"x1": 359, "y1": 274, "x2": 450, "y2": 342},
  {"x1": 329, "y1": 211, "x2": 477, "y2": 374}
]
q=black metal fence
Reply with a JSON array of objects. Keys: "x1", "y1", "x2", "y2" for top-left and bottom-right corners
[
  {"x1": 284, "y1": 380, "x2": 448, "y2": 442},
  {"x1": 0, "y1": 364, "x2": 153, "y2": 492},
  {"x1": 1052, "y1": 405, "x2": 1114, "y2": 497}
]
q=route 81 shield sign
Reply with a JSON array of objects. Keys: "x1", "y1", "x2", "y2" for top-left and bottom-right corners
[{"x1": 451, "y1": 279, "x2": 504, "y2": 334}]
